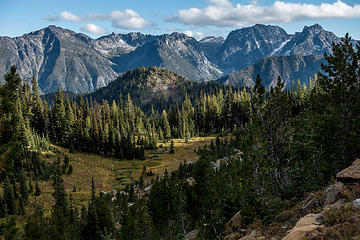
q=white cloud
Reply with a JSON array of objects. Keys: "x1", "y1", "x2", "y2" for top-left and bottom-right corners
[
  {"x1": 167, "y1": 0, "x2": 360, "y2": 27},
  {"x1": 45, "y1": 11, "x2": 81, "y2": 21},
  {"x1": 166, "y1": 27, "x2": 183, "y2": 32},
  {"x1": 45, "y1": 10, "x2": 153, "y2": 30},
  {"x1": 183, "y1": 30, "x2": 205, "y2": 39},
  {"x1": 108, "y1": 10, "x2": 153, "y2": 29},
  {"x1": 80, "y1": 23, "x2": 107, "y2": 35},
  {"x1": 61, "y1": 11, "x2": 81, "y2": 21}
]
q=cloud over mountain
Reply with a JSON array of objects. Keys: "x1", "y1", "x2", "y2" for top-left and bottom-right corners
[
  {"x1": 166, "y1": 0, "x2": 360, "y2": 27},
  {"x1": 45, "y1": 9, "x2": 153, "y2": 30},
  {"x1": 80, "y1": 24, "x2": 107, "y2": 35}
]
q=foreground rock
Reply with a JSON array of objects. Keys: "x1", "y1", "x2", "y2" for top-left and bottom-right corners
[
  {"x1": 336, "y1": 159, "x2": 360, "y2": 183},
  {"x1": 323, "y1": 182, "x2": 345, "y2": 206},
  {"x1": 225, "y1": 210, "x2": 242, "y2": 234},
  {"x1": 239, "y1": 230, "x2": 264, "y2": 240},
  {"x1": 282, "y1": 213, "x2": 324, "y2": 240}
]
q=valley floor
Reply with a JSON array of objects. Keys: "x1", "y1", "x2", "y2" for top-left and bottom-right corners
[{"x1": 27, "y1": 136, "x2": 217, "y2": 214}]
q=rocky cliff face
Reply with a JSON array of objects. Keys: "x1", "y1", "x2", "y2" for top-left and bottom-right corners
[
  {"x1": 111, "y1": 32, "x2": 223, "y2": 82},
  {"x1": 0, "y1": 26, "x2": 118, "y2": 93},
  {"x1": 216, "y1": 24, "x2": 292, "y2": 73},
  {"x1": 277, "y1": 24, "x2": 339, "y2": 56}
]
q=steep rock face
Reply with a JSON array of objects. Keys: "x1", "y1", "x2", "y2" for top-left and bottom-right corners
[
  {"x1": 199, "y1": 36, "x2": 225, "y2": 64},
  {"x1": 0, "y1": 26, "x2": 117, "y2": 93},
  {"x1": 278, "y1": 24, "x2": 340, "y2": 56},
  {"x1": 112, "y1": 32, "x2": 222, "y2": 82},
  {"x1": 218, "y1": 54, "x2": 325, "y2": 89},
  {"x1": 217, "y1": 24, "x2": 292, "y2": 73},
  {"x1": 94, "y1": 32, "x2": 156, "y2": 56}
]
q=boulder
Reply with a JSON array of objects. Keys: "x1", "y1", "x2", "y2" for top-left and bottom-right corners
[
  {"x1": 282, "y1": 213, "x2": 325, "y2": 240},
  {"x1": 320, "y1": 199, "x2": 346, "y2": 215},
  {"x1": 353, "y1": 198, "x2": 360, "y2": 208},
  {"x1": 144, "y1": 185, "x2": 152, "y2": 196},
  {"x1": 336, "y1": 159, "x2": 360, "y2": 183},
  {"x1": 239, "y1": 230, "x2": 264, "y2": 240},
  {"x1": 225, "y1": 211, "x2": 242, "y2": 234},
  {"x1": 323, "y1": 182, "x2": 345, "y2": 206},
  {"x1": 182, "y1": 230, "x2": 198, "y2": 240}
]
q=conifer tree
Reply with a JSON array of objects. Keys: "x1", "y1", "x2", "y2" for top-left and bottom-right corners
[
  {"x1": 160, "y1": 110, "x2": 171, "y2": 140},
  {"x1": 3, "y1": 177, "x2": 16, "y2": 215},
  {"x1": 24, "y1": 206, "x2": 47, "y2": 240},
  {"x1": 35, "y1": 181, "x2": 41, "y2": 196},
  {"x1": 19, "y1": 172, "x2": 29, "y2": 203}
]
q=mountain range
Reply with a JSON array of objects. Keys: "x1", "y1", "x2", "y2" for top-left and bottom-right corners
[{"x1": 0, "y1": 24, "x2": 342, "y2": 93}]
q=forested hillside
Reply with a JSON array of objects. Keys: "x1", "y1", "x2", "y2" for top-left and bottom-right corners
[{"x1": 0, "y1": 34, "x2": 359, "y2": 239}]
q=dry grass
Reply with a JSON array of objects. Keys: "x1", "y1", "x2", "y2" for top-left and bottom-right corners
[{"x1": 26, "y1": 136, "x2": 217, "y2": 214}]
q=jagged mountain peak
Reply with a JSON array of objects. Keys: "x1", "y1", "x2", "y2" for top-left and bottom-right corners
[
  {"x1": 160, "y1": 32, "x2": 193, "y2": 42},
  {"x1": 228, "y1": 24, "x2": 289, "y2": 37},
  {"x1": 218, "y1": 24, "x2": 291, "y2": 73},
  {"x1": 278, "y1": 23, "x2": 339, "y2": 56},
  {"x1": 303, "y1": 23, "x2": 324, "y2": 33}
]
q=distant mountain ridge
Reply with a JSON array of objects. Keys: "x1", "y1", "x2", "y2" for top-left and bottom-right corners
[
  {"x1": 218, "y1": 54, "x2": 325, "y2": 88},
  {"x1": 0, "y1": 24, "x2": 343, "y2": 93}
]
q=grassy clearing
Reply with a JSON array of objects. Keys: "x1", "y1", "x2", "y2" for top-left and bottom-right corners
[{"x1": 26, "y1": 136, "x2": 217, "y2": 214}]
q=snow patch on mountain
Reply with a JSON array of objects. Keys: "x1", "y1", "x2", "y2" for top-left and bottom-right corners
[{"x1": 270, "y1": 38, "x2": 292, "y2": 56}]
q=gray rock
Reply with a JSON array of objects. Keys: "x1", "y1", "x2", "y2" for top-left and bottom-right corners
[
  {"x1": 337, "y1": 159, "x2": 360, "y2": 183},
  {"x1": 144, "y1": 185, "x2": 152, "y2": 195},
  {"x1": 323, "y1": 182, "x2": 344, "y2": 206},
  {"x1": 211, "y1": 157, "x2": 230, "y2": 171},
  {"x1": 0, "y1": 26, "x2": 118, "y2": 94},
  {"x1": 353, "y1": 198, "x2": 360, "y2": 208}
]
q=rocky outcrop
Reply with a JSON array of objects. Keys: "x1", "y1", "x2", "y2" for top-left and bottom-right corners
[
  {"x1": 323, "y1": 182, "x2": 345, "y2": 205},
  {"x1": 282, "y1": 213, "x2": 325, "y2": 240},
  {"x1": 211, "y1": 157, "x2": 230, "y2": 171},
  {"x1": 336, "y1": 159, "x2": 360, "y2": 183},
  {"x1": 225, "y1": 210, "x2": 243, "y2": 234}
]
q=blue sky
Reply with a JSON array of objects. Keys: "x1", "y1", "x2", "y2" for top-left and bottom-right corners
[{"x1": 0, "y1": 0, "x2": 359, "y2": 39}]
